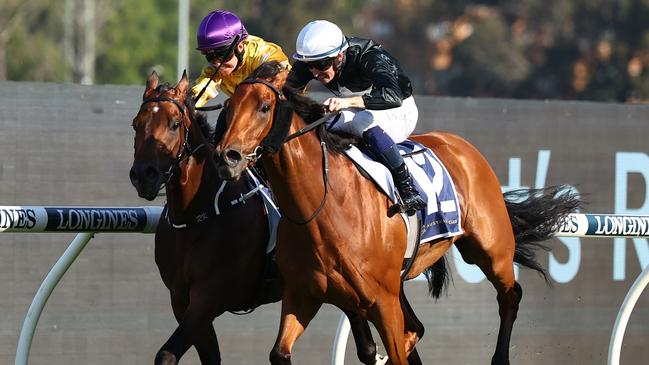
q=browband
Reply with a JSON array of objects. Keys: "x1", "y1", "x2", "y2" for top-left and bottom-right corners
[{"x1": 142, "y1": 96, "x2": 186, "y2": 116}]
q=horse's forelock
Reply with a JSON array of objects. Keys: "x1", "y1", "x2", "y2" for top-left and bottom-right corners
[{"x1": 155, "y1": 83, "x2": 172, "y2": 93}]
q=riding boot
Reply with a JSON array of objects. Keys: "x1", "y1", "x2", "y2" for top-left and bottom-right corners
[
  {"x1": 362, "y1": 126, "x2": 426, "y2": 215},
  {"x1": 389, "y1": 162, "x2": 427, "y2": 215}
]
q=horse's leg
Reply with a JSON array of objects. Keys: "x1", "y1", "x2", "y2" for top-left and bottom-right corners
[
  {"x1": 492, "y1": 281, "x2": 522, "y2": 365},
  {"x1": 193, "y1": 322, "x2": 222, "y2": 365},
  {"x1": 368, "y1": 292, "x2": 408, "y2": 365},
  {"x1": 156, "y1": 293, "x2": 219, "y2": 365},
  {"x1": 400, "y1": 285, "x2": 424, "y2": 365},
  {"x1": 344, "y1": 310, "x2": 389, "y2": 365},
  {"x1": 155, "y1": 292, "x2": 188, "y2": 365},
  {"x1": 455, "y1": 236, "x2": 521, "y2": 365},
  {"x1": 269, "y1": 292, "x2": 322, "y2": 365}
]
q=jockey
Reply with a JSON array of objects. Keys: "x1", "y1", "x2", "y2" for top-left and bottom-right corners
[
  {"x1": 192, "y1": 10, "x2": 290, "y2": 108},
  {"x1": 287, "y1": 20, "x2": 426, "y2": 215}
]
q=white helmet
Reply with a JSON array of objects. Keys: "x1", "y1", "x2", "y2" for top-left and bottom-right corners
[{"x1": 293, "y1": 20, "x2": 349, "y2": 62}]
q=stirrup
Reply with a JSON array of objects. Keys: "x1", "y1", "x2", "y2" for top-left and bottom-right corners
[{"x1": 398, "y1": 195, "x2": 426, "y2": 216}]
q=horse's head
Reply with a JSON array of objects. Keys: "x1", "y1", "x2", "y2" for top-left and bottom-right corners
[
  {"x1": 215, "y1": 61, "x2": 291, "y2": 181},
  {"x1": 129, "y1": 71, "x2": 197, "y2": 200}
]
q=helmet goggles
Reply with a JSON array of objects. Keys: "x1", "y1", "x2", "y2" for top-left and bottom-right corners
[
  {"x1": 202, "y1": 45, "x2": 235, "y2": 64},
  {"x1": 305, "y1": 57, "x2": 335, "y2": 71}
]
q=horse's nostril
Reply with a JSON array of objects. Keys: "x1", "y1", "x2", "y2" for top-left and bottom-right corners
[
  {"x1": 145, "y1": 166, "x2": 160, "y2": 182},
  {"x1": 225, "y1": 149, "x2": 242, "y2": 164}
]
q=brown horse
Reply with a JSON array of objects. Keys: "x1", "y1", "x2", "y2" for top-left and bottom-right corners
[
  {"x1": 214, "y1": 62, "x2": 579, "y2": 365},
  {"x1": 129, "y1": 71, "x2": 387, "y2": 365}
]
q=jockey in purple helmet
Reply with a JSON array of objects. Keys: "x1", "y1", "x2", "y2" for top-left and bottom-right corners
[{"x1": 192, "y1": 10, "x2": 290, "y2": 107}]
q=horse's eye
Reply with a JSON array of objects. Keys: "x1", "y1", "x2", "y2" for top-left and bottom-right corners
[
  {"x1": 170, "y1": 120, "x2": 181, "y2": 131},
  {"x1": 261, "y1": 103, "x2": 272, "y2": 113}
]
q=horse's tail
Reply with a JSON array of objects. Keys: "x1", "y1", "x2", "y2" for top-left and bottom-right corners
[
  {"x1": 423, "y1": 256, "x2": 450, "y2": 300},
  {"x1": 504, "y1": 185, "x2": 581, "y2": 284}
]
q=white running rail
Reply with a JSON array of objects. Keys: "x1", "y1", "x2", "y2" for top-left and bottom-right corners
[{"x1": 2, "y1": 208, "x2": 646, "y2": 365}]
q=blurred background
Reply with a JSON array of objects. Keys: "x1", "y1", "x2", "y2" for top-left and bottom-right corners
[
  {"x1": 2, "y1": 1, "x2": 649, "y2": 364},
  {"x1": 2, "y1": 0, "x2": 649, "y2": 102}
]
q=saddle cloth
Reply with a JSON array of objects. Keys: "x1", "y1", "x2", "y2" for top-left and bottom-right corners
[{"x1": 344, "y1": 139, "x2": 463, "y2": 246}]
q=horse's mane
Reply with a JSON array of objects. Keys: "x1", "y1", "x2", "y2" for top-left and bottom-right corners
[
  {"x1": 154, "y1": 83, "x2": 212, "y2": 140},
  {"x1": 247, "y1": 61, "x2": 358, "y2": 154}
]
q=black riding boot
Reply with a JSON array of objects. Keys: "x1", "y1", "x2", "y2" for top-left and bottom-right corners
[
  {"x1": 390, "y1": 162, "x2": 427, "y2": 215},
  {"x1": 362, "y1": 126, "x2": 426, "y2": 216}
]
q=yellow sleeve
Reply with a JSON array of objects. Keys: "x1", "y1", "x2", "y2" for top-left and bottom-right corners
[
  {"x1": 249, "y1": 38, "x2": 291, "y2": 72},
  {"x1": 191, "y1": 66, "x2": 222, "y2": 108}
]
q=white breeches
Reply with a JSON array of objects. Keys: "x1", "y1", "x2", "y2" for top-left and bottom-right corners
[{"x1": 324, "y1": 96, "x2": 419, "y2": 142}]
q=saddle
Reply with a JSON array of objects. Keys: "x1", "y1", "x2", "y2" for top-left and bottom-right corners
[{"x1": 345, "y1": 139, "x2": 463, "y2": 245}]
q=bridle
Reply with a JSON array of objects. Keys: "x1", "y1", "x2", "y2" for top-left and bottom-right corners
[
  {"x1": 234, "y1": 78, "x2": 331, "y2": 225},
  {"x1": 141, "y1": 95, "x2": 205, "y2": 190}
]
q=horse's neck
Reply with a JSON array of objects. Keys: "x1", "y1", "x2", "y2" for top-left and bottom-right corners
[
  {"x1": 264, "y1": 117, "x2": 342, "y2": 220},
  {"x1": 165, "y1": 139, "x2": 217, "y2": 222}
]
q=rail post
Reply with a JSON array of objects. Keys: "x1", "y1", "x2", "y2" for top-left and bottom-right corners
[
  {"x1": 15, "y1": 232, "x2": 95, "y2": 365},
  {"x1": 1, "y1": 205, "x2": 162, "y2": 365}
]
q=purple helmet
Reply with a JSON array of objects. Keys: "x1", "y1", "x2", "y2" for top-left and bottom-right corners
[{"x1": 196, "y1": 10, "x2": 249, "y2": 51}]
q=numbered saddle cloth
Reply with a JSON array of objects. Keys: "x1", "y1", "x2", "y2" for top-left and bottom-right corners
[{"x1": 344, "y1": 139, "x2": 463, "y2": 243}]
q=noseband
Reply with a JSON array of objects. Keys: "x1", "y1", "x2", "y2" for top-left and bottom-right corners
[{"x1": 141, "y1": 96, "x2": 204, "y2": 189}]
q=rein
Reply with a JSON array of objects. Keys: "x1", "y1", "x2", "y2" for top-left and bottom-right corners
[
  {"x1": 283, "y1": 141, "x2": 329, "y2": 225},
  {"x1": 285, "y1": 114, "x2": 330, "y2": 141},
  {"x1": 236, "y1": 78, "x2": 330, "y2": 225}
]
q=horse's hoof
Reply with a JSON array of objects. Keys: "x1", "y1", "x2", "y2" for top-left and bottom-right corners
[
  {"x1": 155, "y1": 350, "x2": 177, "y2": 365},
  {"x1": 375, "y1": 353, "x2": 388, "y2": 365}
]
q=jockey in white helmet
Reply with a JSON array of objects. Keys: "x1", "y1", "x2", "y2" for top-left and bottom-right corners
[{"x1": 287, "y1": 20, "x2": 426, "y2": 215}]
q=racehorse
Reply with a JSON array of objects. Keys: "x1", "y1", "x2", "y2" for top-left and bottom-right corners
[
  {"x1": 214, "y1": 61, "x2": 580, "y2": 365},
  {"x1": 129, "y1": 71, "x2": 387, "y2": 365}
]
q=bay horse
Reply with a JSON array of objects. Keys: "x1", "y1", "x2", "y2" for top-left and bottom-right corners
[
  {"x1": 129, "y1": 71, "x2": 387, "y2": 365},
  {"x1": 214, "y1": 61, "x2": 580, "y2": 365}
]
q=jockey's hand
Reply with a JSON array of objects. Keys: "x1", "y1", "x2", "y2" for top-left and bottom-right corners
[
  {"x1": 323, "y1": 97, "x2": 346, "y2": 113},
  {"x1": 323, "y1": 96, "x2": 366, "y2": 113}
]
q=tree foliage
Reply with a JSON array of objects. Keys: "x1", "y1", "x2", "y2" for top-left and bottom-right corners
[
  {"x1": 96, "y1": 0, "x2": 178, "y2": 84},
  {"x1": 1, "y1": 1, "x2": 64, "y2": 81},
  {"x1": 3, "y1": 0, "x2": 648, "y2": 102}
]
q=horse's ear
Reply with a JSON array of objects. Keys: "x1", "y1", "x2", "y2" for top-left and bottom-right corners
[
  {"x1": 144, "y1": 71, "x2": 159, "y2": 98},
  {"x1": 175, "y1": 70, "x2": 189, "y2": 97}
]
